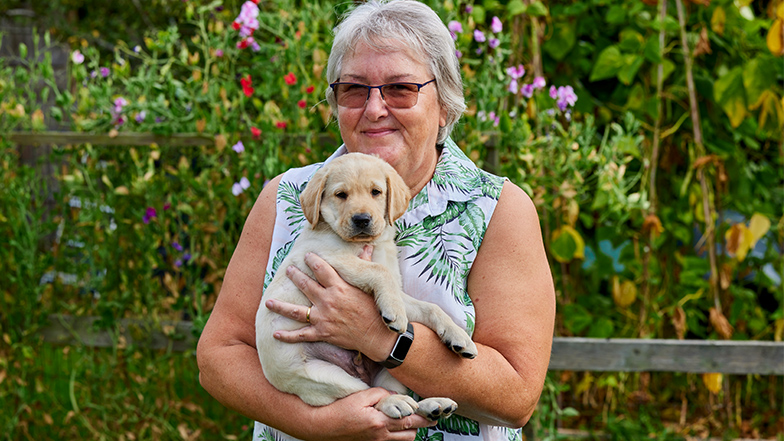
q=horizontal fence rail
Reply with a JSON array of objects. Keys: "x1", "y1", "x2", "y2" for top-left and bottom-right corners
[{"x1": 41, "y1": 315, "x2": 784, "y2": 375}]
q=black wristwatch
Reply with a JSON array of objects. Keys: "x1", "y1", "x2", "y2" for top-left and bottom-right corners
[{"x1": 380, "y1": 322, "x2": 414, "y2": 369}]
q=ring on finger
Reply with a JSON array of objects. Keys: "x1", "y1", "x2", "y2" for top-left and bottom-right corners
[{"x1": 306, "y1": 306, "x2": 312, "y2": 323}]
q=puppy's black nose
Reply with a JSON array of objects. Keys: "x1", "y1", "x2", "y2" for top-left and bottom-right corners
[{"x1": 352, "y1": 213, "x2": 372, "y2": 229}]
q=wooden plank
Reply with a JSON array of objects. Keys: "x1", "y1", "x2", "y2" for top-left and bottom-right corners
[
  {"x1": 40, "y1": 316, "x2": 784, "y2": 374},
  {"x1": 9, "y1": 132, "x2": 215, "y2": 147},
  {"x1": 549, "y1": 337, "x2": 784, "y2": 375},
  {"x1": 42, "y1": 314, "x2": 194, "y2": 352}
]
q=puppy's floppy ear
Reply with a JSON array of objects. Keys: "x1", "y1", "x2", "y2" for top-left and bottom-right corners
[
  {"x1": 385, "y1": 166, "x2": 411, "y2": 225},
  {"x1": 300, "y1": 166, "x2": 328, "y2": 227}
]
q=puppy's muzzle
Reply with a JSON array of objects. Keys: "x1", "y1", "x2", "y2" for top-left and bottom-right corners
[{"x1": 351, "y1": 213, "x2": 373, "y2": 235}]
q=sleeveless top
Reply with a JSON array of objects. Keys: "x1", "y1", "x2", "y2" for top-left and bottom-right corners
[{"x1": 253, "y1": 138, "x2": 521, "y2": 441}]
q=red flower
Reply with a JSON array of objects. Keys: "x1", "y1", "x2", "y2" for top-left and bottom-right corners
[
  {"x1": 284, "y1": 72, "x2": 297, "y2": 85},
  {"x1": 251, "y1": 127, "x2": 261, "y2": 138},
  {"x1": 240, "y1": 75, "x2": 254, "y2": 97},
  {"x1": 306, "y1": 85, "x2": 315, "y2": 94},
  {"x1": 276, "y1": 121, "x2": 287, "y2": 129},
  {"x1": 297, "y1": 99, "x2": 307, "y2": 109},
  {"x1": 237, "y1": 39, "x2": 249, "y2": 50},
  {"x1": 232, "y1": 21, "x2": 241, "y2": 30}
]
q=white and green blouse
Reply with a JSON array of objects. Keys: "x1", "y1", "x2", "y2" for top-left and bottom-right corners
[{"x1": 254, "y1": 138, "x2": 521, "y2": 441}]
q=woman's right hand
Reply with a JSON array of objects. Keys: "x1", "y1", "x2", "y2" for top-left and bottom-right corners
[{"x1": 304, "y1": 387, "x2": 436, "y2": 441}]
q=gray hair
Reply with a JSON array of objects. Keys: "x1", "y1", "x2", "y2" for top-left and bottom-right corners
[{"x1": 325, "y1": 0, "x2": 465, "y2": 144}]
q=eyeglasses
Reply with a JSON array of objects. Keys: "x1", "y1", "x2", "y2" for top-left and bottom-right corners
[{"x1": 329, "y1": 79, "x2": 436, "y2": 109}]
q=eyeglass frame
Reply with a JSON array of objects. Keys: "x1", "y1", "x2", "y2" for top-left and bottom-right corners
[{"x1": 329, "y1": 78, "x2": 437, "y2": 109}]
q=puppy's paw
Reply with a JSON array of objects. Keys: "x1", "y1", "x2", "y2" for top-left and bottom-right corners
[
  {"x1": 376, "y1": 297, "x2": 408, "y2": 333},
  {"x1": 380, "y1": 312, "x2": 407, "y2": 334},
  {"x1": 416, "y1": 397, "x2": 458, "y2": 421},
  {"x1": 441, "y1": 327, "x2": 478, "y2": 359},
  {"x1": 376, "y1": 394, "x2": 419, "y2": 419}
]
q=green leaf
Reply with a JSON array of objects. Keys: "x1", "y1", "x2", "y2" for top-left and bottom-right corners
[
  {"x1": 650, "y1": 59, "x2": 675, "y2": 84},
  {"x1": 543, "y1": 21, "x2": 577, "y2": 60},
  {"x1": 506, "y1": 0, "x2": 527, "y2": 16},
  {"x1": 643, "y1": 37, "x2": 663, "y2": 63},
  {"x1": 590, "y1": 45, "x2": 624, "y2": 82},
  {"x1": 617, "y1": 54, "x2": 644, "y2": 85},
  {"x1": 743, "y1": 57, "x2": 778, "y2": 107},
  {"x1": 551, "y1": 228, "x2": 577, "y2": 263},
  {"x1": 606, "y1": 5, "x2": 626, "y2": 25},
  {"x1": 527, "y1": 1, "x2": 549, "y2": 17},
  {"x1": 618, "y1": 29, "x2": 643, "y2": 52},
  {"x1": 471, "y1": 5, "x2": 486, "y2": 24},
  {"x1": 19, "y1": 42, "x2": 27, "y2": 59},
  {"x1": 714, "y1": 66, "x2": 747, "y2": 128},
  {"x1": 587, "y1": 317, "x2": 615, "y2": 338},
  {"x1": 562, "y1": 303, "x2": 593, "y2": 334}
]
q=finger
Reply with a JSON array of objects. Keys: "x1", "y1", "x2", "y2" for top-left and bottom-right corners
[
  {"x1": 285, "y1": 264, "x2": 322, "y2": 304},
  {"x1": 358, "y1": 244, "x2": 374, "y2": 261},
  {"x1": 302, "y1": 252, "x2": 344, "y2": 287},
  {"x1": 272, "y1": 325, "x2": 320, "y2": 343},
  {"x1": 265, "y1": 299, "x2": 311, "y2": 323}
]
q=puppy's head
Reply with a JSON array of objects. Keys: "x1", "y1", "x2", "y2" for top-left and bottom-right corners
[{"x1": 300, "y1": 153, "x2": 411, "y2": 242}]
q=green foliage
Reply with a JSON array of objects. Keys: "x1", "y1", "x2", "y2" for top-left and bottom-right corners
[{"x1": 1, "y1": 0, "x2": 782, "y2": 438}]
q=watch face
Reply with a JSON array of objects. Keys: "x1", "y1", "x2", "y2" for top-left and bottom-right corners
[{"x1": 391, "y1": 334, "x2": 413, "y2": 360}]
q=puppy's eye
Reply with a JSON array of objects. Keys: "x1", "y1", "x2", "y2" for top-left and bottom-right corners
[
  {"x1": 335, "y1": 191, "x2": 348, "y2": 200},
  {"x1": 371, "y1": 189, "x2": 382, "y2": 197}
]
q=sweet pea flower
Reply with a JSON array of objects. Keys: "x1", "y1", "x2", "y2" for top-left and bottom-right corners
[
  {"x1": 113, "y1": 97, "x2": 128, "y2": 114},
  {"x1": 135, "y1": 111, "x2": 146, "y2": 123},
  {"x1": 172, "y1": 242, "x2": 183, "y2": 252},
  {"x1": 521, "y1": 83, "x2": 535, "y2": 98},
  {"x1": 240, "y1": 75, "x2": 254, "y2": 97},
  {"x1": 507, "y1": 79, "x2": 519, "y2": 94},
  {"x1": 549, "y1": 85, "x2": 558, "y2": 99},
  {"x1": 143, "y1": 207, "x2": 157, "y2": 224},
  {"x1": 100, "y1": 67, "x2": 110, "y2": 78},
  {"x1": 491, "y1": 17, "x2": 503, "y2": 33},
  {"x1": 276, "y1": 121, "x2": 287, "y2": 129},
  {"x1": 251, "y1": 127, "x2": 261, "y2": 139},
  {"x1": 506, "y1": 64, "x2": 525, "y2": 79},
  {"x1": 232, "y1": 141, "x2": 245, "y2": 153},
  {"x1": 298, "y1": 99, "x2": 307, "y2": 109},
  {"x1": 284, "y1": 72, "x2": 297, "y2": 85},
  {"x1": 215, "y1": 49, "x2": 224, "y2": 57},
  {"x1": 71, "y1": 50, "x2": 84, "y2": 64},
  {"x1": 240, "y1": 176, "x2": 251, "y2": 190},
  {"x1": 533, "y1": 76, "x2": 546, "y2": 89},
  {"x1": 306, "y1": 85, "x2": 315, "y2": 94},
  {"x1": 473, "y1": 29, "x2": 486, "y2": 43},
  {"x1": 489, "y1": 38, "x2": 500, "y2": 49},
  {"x1": 455, "y1": 50, "x2": 463, "y2": 58},
  {"x1": 465, "y1": 5, "x2": 473, "y2": 13},
  {"x1": 556, "y1": 85, "x2": 578, "y2": 111},
  {"x1": 448, "y1": 21, "x2": 462, "y2": 40}
]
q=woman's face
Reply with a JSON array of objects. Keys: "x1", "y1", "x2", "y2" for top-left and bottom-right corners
[{"x1": 336, "y1": 41, "x2": 447, "y2": 196}]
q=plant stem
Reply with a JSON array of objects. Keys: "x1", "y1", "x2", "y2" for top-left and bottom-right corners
[{"x1": 674, "y1": 0, "x2": 721, "y2": 311}]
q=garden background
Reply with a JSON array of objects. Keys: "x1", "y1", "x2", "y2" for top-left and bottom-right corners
[{"x1": 1, "y1": 0, "x2": 782, "y2": 439}]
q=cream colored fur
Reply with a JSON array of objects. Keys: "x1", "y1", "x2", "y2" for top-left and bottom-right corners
[{"x1": 256, "y1": 154, "x2": 477, "y2": 439}]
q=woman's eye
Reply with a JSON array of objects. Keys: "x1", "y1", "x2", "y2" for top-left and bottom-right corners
[{"x1": 335, "y1": 192, "x2": 348, "y2": 199}]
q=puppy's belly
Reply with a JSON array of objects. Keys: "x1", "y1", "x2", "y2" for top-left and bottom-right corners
[{"x1": 305, "y1": 342, "x2": 382, "y2": 386}]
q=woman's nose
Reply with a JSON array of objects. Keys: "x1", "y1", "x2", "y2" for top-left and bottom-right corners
[{"x1": 363, "y1": 88, "x2": 389, "y2": 119}]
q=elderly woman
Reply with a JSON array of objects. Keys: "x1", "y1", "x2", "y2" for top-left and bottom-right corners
[{"x1": 196, "y1": 0, "x2": 555, "y2": 440}]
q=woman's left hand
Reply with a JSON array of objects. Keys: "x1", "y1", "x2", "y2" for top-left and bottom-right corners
[{"x1": 265, "y1": 246, "x2": 397, "y2": 362}]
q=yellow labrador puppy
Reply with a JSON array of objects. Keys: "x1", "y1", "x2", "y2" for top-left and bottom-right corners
[{"x1": 256, "y1": 153, "x2": 477, "y2": 428}]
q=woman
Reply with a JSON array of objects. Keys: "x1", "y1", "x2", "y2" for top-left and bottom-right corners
[{"x1": 196, "y1": 1, "x2": 555, "y2": 440}]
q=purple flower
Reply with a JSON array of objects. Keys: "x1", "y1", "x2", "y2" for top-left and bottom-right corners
[
  {"x1": 240, "y1": 176, "x2": 251, "y2": 190},
  {"x1": 533, "y1": 76, "x2": 546, "y2": 89},
  {"x1": 455, "y1": 50, "x2": 463, "y2": 59},
  {"x1": 521, "y1": 83, "x2": 535, "y2": 98},
  {"x1": 232, "y1": 141, "x2": 245, "y2": 153},
  {"x1": 491, "y1": 17, "x2": 503, "y2": 34},
  {"x1": 215, "y1": 49, "x2": 224, "y2": 57},
  {"x1": 114, "y1": 97, "x2": 128, "y2": 114},
  {"x1": 100, "y1": 67, "x2": 110, "y2": 78},
  {"x1": 183, "y1": 253, "x2": 191, "y2": 262},
  {"x1": 549, "y1": 85, "x2": 558, "y2": 99},
  {"x1": 489, "y1": 38, "x2": 500, "y2": 49},
  {"x1": 143, "y1": 207, "x2": 157, "y2": 224},
  {"x1": 475, "y1": 47, "x2": 483, "y2": 55},
  {"x1": 172, "y1": 242, "x2": 183, "y2": 252},
  {"x1": 90, "y1": 70, "x2": 98, "y2": 79},
  {"x1": 232, "y1": 182, "x2": 243, "y2": 196},
  {"x1": 448, "y1": 21, "x2": 463, "y2": 34},
  {"x1": 506, "y1": 64, "x2": 525, "y2": 79},
  {"x1": 556, "y1": 85, "x2": 578, "y2": 111},
  {"x1": 465, "y1": 5, "x2": 473, "y2": 13},
  {"x1": 71, "y1": 50, "x2": 84, "y2": 65},
  {"x1": 134, "y1": 45, "x2": 141, "y2": 53},
  {"x1": 508, "y1": 79, "x2": 519, "y2": 94},
  {"x1": 135, "y1": 111, "x2": 146, "y2": 123},
  {"x1": 473, "y1": 30, "x2": 486, "y2": 43}
]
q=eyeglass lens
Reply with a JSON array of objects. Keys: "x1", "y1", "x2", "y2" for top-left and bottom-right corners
[{"x1": 334, "y1": 83, "x2": 422, "y2": 109}]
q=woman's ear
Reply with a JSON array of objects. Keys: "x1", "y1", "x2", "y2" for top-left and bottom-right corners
[
  {"x1": 300, "y1": 168, "x2": 328, "y2": 227},
  {"x1": 385, "y1": 167, "x2": 411, "y2": 225}
]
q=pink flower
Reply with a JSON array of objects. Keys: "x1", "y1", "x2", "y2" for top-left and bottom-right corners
[
  {"x1": 506, "y1": 64, "x2": 525, "y2": 79},
  {"x1": 71, "y1": 50, "x2": 84, "y2": 65},
  {"x1": 491, "y1": 17, "x2": 503, "y2": 34},
  {"x1": 215, "y1": 49, "x2": 224, "y2": 57},
  {"x1": 555, "y1": 86, "x2": 578, "y2": 110},
  {"x1": 507, "y1": 79, "x2": 518, "y2": 94},
  {"x1": 448, "y1": 21, "x2": 463, "y2": 33},
  {"x1": 489, "y1": 38, "x2": 500, "y2": 49},
  {"x1": 473, "y1": 29, "x2": 486, "y2": 43},
  {"x1": 521, "y1": 83, "x2": 535, "y2": 98},
  {"x1": 276, "y1": 121, "x2": 287, "y2": 129},
  {"x1": 533, "y1": 76, "x2": 546, "y2": 89},
  {"x1": 100, "y1": 67, "x2": 110, "y2": 78},
  {"x1": 549, "y1": 85, "x2": 558, "y2": 99},
  {"x1": 298, "y1": 99, "x2": 307, "y2": 109}
]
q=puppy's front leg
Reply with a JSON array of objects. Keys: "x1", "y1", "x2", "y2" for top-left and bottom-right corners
[
  {"x1": 332, "y1": 259, "x2": 408, "y2": 334},
  {"x1": 403, "y1": 297, "x2": 478, "y2": 359}
]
